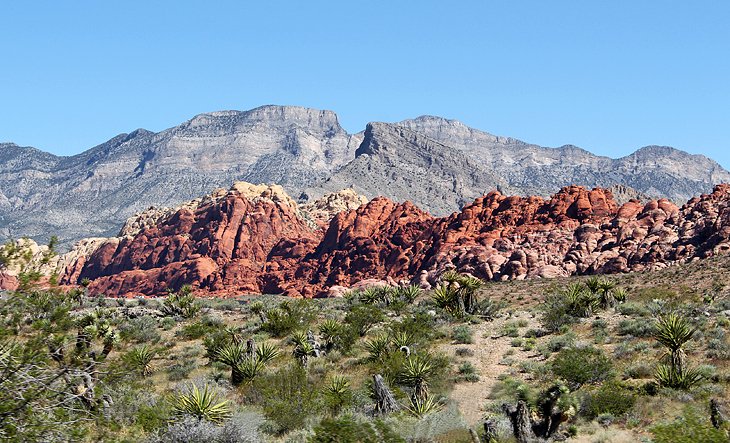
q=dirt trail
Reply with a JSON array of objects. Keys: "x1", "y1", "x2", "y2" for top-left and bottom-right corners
[{"x1": 443, "y1": 311, "x2": 541, "y2": 427}]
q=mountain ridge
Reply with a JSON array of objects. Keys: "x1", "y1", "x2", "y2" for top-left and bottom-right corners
[{"x1": 1, "y1": 104, "x2": 728, "y2": 246}]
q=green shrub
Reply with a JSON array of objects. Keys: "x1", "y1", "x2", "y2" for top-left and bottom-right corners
[
  {"x1": 582, "y1": 381, "x2": 636, "y2": 418},
  {"x1": 167, "y1": 359, "x2": 198, "y2": 381},
  {"x1": 176, "y1": 314, "x2": 224, "y2": 340},
  {"x1": 344, "y1": 304, "x2": 385, "y2": 337},
  {"x1": 651, "y1": 408, "x2": 727, "y2": 443},
  {"x1": 119, "y1": 316, "x2": 161, "y2": 343},
  {"x1": 451, "y1": 325, "x2": 473, "y2": 344},
  {"x1": 261, "y1": 300, "x2": 315, "y2": 337},
  {"x1": 551, "y1": 346, "x2": 612, "y2": 389},
  {"x1": 617, "y1": 319, "x2": 655, "y2": 337},
  {"x1": 310, "y1": 415, "x2": 405, "y2": 443},
  {"x1": 255, "y1": 364, "x2": 322, "y2": 434}
]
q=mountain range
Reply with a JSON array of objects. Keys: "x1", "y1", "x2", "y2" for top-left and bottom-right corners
[{"x1": 1, "y1": 105, "x2": 728, "y2": 247}]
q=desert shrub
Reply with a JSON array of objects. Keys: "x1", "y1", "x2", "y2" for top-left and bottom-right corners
[
  {"x1": 168, "y1": 359, "x2": 198, "y2": 381},
  {"x1": 491, "y1": 376, "x2": 536, "y2": 406},
  {"x1": 136, "y1": 400, "x2": 171, "y2": 432},
  {"x1": 155, "y1": 411, "x2": 264, "y2": 443},
  {"x1": 617, "y1": 319, "x2": 655, "y2": 337},
  {"x1": 455, "y1": 348, "x2": 474, "y2": 357},
  {"x1": 261, "y1": 300, "x2": 315, "y2": 337},
  {"x1": 651, "y1": 407, "x2": 727, "y2": 443},
  {"x1": 623, "y1": 361, "x2": 654, "y2": 379},
  {"x1": 581, "y1": 381, "x2": 636, "y2": 419},
  {"x1": 540, "y1": 292, "x2": 576, "y2": 332},
  {"x1": 706, "y1": 327, "x2": 730, "y2": 360},
  {"x1": 119, "y1": 315, "x2": 161, "y2": 343},
  {"x1": 501, "y1": 321, "x2": 520, "y2": 338},
  {"x1": 616, "y1": 301, "x2": 651, "y2": 317},
  {"x1": 390, "y1": 311, "x2": 438, "y2": 345},
  {"x1": 539, "y1": 332, "x2": 576, "y2": 356},
  {"x1": 458, "y1": 362, "x2": 479, "y2": 382},
  {"x1": 177, "y1": 314, "x2": 225, "y2": 340},
  {"x1": 310, "y1": 415, "x2": 405, "y2": 443},
  {"x1": 451, "y1": 325, "x2": 473, "y2": 344},
  {"x1": 345, "y1": 304, "x2": 385, "y2": 337},
  {"x1": 254, "y1": 364, "x2": 322, "y2": 434},
  {"x1": 551, "y1": 346, "x2": 612, "y2": 389}
]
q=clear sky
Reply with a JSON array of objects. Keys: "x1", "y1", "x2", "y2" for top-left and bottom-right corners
[{"x1": 1, "y1": 1, "x2": 729, "y2": 168}]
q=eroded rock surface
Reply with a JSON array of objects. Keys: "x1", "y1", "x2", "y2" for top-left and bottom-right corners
[{"x1": 67, "y1": 184, "x2": 730, "y2": 298}]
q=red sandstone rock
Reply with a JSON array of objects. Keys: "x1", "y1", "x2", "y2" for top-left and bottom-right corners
[{"x1": 68, "y1": 184, "x2": 730, "y2": 298}]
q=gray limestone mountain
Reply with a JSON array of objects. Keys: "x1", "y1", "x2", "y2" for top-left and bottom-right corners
[
  {"x1": 0, "y1": 106, "x2": 359, "y2": 246},
  {"x1": 1, "y1": 105, "x2": 728, "y2": 247}
]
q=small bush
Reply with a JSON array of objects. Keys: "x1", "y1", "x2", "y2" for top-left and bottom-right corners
[
  {"x1": 167, "y1": 359, "x2": 198, "y2": 381},
  {"x1": 176, "y1": 314, "x2": 224, "y2": 340},
  {"x1": 651, "y1": 408, "x2": 728, "y2": 443},
  {"x1": 261, "y1": 300, "x2": 315, "y2": 337},
  {"x1": 551, "y1": 346, "x2": 612, "y2": 389},
  {"x1": 344, "y1": 304, "x2": 385, "y2": 337},
  {"x1": 455, "y1": 348, "x2": 474, "y2": 357},
  {"x1": 310, "y1": 415, "x2": 405, "y2": 443},
  {"x1": 451, "y1": 325, "x2": 473, "y2": 344},
  {"x1": 582, "y1": 381, "x2": 636, "y2": 418},
  {"x1": 617, "y1": 319, "x2": 655, "y2": 337},
  {"x1": 119, "y1": 316, "x2": 161, "y2": 343},
  {"x1": 254, "y1": 364, "x2": 322, "y2": 434}
]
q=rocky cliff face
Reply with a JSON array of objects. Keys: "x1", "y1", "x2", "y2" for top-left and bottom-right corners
[
  {"x1": 0, "y1": 106, "x2": 359, "y2": 246},
  {"x1": 2, "y1": 106, "x2": 728, "y2": 247},
  {"x1": 69, "y1": 183, "x2": 730, "y2": 298}
]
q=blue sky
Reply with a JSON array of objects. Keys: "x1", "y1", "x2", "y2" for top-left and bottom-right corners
[{"x1": 1, "y1": 1, "x2": 729, "y2": 168}]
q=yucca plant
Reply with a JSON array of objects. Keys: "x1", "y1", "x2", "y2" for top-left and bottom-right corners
[
  {"x1": 433, "y1": 272, "x2": 485, "y2": 316},
  {"x1": 459, "y1": 275, "x2": 484, "y2": 313},
  {"x1": 654, "y1": 313, "x2": 700, "y2": 389},
  {"x1": 585, "y1": 276, "x2": 602, "y2": 295},
  {"x1": 432, "y1": 285, "x2": 457, "y2": 313},
  {"x1": 235, "y1": 357, "x2": 266, "y2": 381},
  {"x1": 396, "y1": 285, "x2": 422, "y2": 304},
  {"x1": 293, "y1": 341, "x2": 316, "y2": 368},
  {"x1": 563, "y1": 283, "x2": 598, "y2": 317},
  {"x1": 101, "y1": 330, "x2": 119, "y2": 358},
  {"x1": 124, "y1": 345, "x2": 156, "y2": 377},
  {"x1": 365, "y1": 335, "x2": 391, "y2": 362},
  {"x1": 390, "y1": 330, "x2": 413, "y2": 350},
  {"x1": 323, "y1": 375, "x2": 353, "y2": 415},
  {"x1": 161, "y1": 285, "x2": 201, "y2": 318},
  {"x1": 319, "y1": 319, "x2": 343, "y2": 351},
  {"x1": 407, "y1": 395, "x2": 442, "y2": 418},
  {"x1": 172, "y1": 383, "x2": 232, "y2": 423},
  {"x1": 290, "y1": 330, "x2": 309, "y2": 348},
  {"x1": 399, "y1": 353, "x2": 433, "y2": 402},
  {"x1": 215, "y1": 342, "x2": 247, "y2": 385},
  {"x1": 256, "y1": 342, "x2": 280, "y2": 364},
  {"x1": 249, "y1": 300, "x2": 266, "y2": 323},
  {"x1": 612, "y1": 287, "x2": 628, "y2": 303},
  {"x1": 655, "y1": 364, "x2": 704, "y2": 390}
]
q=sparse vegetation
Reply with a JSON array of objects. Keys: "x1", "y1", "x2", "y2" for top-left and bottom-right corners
[{"x1": 1, "y1": 249, "x2": 729, "y2": 442}]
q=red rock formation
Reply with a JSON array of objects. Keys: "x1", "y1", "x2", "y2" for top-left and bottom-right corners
[{"x1": 70, "y1": 184, "x2": 730, "y2": 298}]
